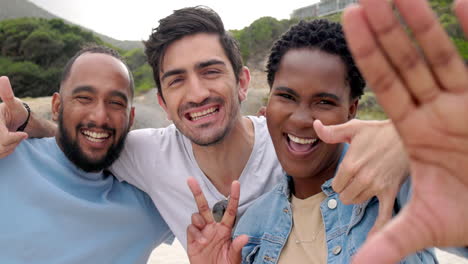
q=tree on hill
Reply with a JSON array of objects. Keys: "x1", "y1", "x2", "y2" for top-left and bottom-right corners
[
  {"x1": 232, "y1": 0, "x2": 468, "y2": 70},
  {"x1": 0, "y1": 17, "x2": 106, "y2": 97}
]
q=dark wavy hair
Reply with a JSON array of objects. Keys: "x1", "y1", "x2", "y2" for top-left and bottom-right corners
[
  {"x1": 144, "y1": 6, "x2": 243, "y2": 102},
  {"x1": 266, "y1": 19, "x2": 365, "y2": 99}
]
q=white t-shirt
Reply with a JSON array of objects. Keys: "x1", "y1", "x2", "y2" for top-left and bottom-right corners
[{"x1": 110, "y1": 116, "x2": 284, "y2": 249}]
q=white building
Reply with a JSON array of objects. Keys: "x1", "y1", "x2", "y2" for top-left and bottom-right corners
[{"x1": 291, "y1": 0, "x2": 358, "y2": 19}]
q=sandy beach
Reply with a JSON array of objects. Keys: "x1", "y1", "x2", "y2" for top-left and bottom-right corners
[{"x1": 148, "y1": 240, "x2": 468, "y2": 264}]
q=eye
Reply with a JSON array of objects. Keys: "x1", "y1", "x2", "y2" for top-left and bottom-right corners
[
  {"x1": 276, "y1": 93, "x2": 295, "y2": 101},
  {"x1": 318, "y1": 99, "x2": 337, "y2": 106},
  {"x1": 203, "y1": 69, "x2": 221, "y2": 78},
  {"x1": 76, "y1": 96, "x2": 92, "y2": 103},
  {"x1": 169, "y1": 77, "x2": 183, "y2": 87},
  {"x1": 110, "y1": 100, "x2": 126, "y2": 107}
]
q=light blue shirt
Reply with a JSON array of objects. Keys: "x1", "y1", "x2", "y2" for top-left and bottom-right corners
[
  {"x1": 234, "y1": 144, "x2": 438, "y2": 264},
  {"x1": 0, "y1": 137, "x2": 173, "y2": 264}
]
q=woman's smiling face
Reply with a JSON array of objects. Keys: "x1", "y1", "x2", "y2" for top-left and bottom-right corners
[{"x1": 266, "y1": 48, "x2": 358, "y2": 180}]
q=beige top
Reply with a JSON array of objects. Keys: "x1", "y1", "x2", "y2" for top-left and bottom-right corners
[{"x1": 277, "y1": 192, "x2": 327, "y2": 264}]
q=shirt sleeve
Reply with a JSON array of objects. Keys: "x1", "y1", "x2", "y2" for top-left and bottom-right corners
[{"x1": 440, "y1": 247, "x2": 468, "y2": 259}]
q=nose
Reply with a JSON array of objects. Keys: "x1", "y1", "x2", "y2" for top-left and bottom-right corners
[
  {"x1": 289, "y1": 105, "x2": 315, "y2": 129},
  {"x1": 88, "y1": 101, "x2": 109, "y2": 127},
  {"x1": 184, "y1": 75, "x2": 210, "y2": 104}
]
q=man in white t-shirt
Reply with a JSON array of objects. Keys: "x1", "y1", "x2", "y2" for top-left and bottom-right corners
[
  {"x1": 0, "y1": 6, "x2": 409, "y2": 249},
  {"x1": 110, "y1": 6, "x2": 408, "y2": 248}
]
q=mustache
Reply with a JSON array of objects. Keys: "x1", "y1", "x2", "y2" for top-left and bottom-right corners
[
  {"x1": 77, "y1": 122, "x2": 115, "y2": 135},
  {"x1": 178, "y1": 97, "x2": 224, "y2": 115}
]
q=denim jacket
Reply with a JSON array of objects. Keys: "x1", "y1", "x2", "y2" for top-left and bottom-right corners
[{"x1": 233, "y1": 145, "x2": 438, "y2": 264}]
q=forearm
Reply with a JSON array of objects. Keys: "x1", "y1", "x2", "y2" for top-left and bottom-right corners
[{"x1": 24, "y1": 111, "x2": 57, "y2": 138}]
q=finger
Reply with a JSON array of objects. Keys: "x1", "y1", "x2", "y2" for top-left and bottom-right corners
[
  {"x1": 0, "y1": 147, "x2": 15, "y2": 159},
  {"x1": 360, "y1": 0, "x2": 440, "y2": 103},
  {"x1": 191, "y1": 213, "x2": 206, "y2": 230},
  {"x1": 230, "y1": 235, "x2": 249, "y2": 263},
  {"x1": 313, "y1": 119, "x2": 358, "y2": 144},
  {"x1": 352, "y1": 203, "x2": 430, "y2": 264},
  {"x1": 455, "y1": 0, "x2": 468, "y2": 37},
  {"x1": 187, "y1": 177, "x2": 214, "y2": 224},
  {"x1": 337, "y1": 174, "x2": 367, "y2": 205},
  {"x1": 0, "y1": 76, "x2": 17, "y2": 108},
  {"x1": 1, "y1": 131, "x2": 28, "y2": 147},
  {"x1": 351, "y1": 187, "x2": 376, "y2": 205},
  {"x1": 368, "y1": 194, "x2": 396, "y2": 237},
  {"x1": 221, "y1": 180, "x2": 240, "y2": 228},
  {"x1": 395, "y1": 0, "x2": 468, "y2": 94},
  {"x1": 343, "y1": 5, "x2": 416, "y2": 123},
  {"x1": 186, "y1": 224, "x2": 208, "y2": 255},
  {"x1": 332, "y1": 142, "x2": 365, "y2": 194}
]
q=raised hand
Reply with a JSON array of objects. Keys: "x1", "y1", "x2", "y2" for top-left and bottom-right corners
[
  {"x1": 186, "y1": 177, "x2": 248, "y2": 264},
  {"x1": 314, "y1": 119, "x2": 408, "y2": 235},
  {"x1": 0, "y1": 76, "x2": 29, "y2": 158},
  {"x1": 342, "y1": 0, "x2": 468, "y2": 263}
]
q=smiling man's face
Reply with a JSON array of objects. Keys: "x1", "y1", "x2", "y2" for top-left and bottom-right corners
[
  {"x1": 157, "y1": 33, "x2": 248, "y2": 146},
  {"x1": 53, "y1": 52, "x2": 135, "y2": 172}
]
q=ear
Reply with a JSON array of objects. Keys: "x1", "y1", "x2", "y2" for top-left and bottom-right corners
[
  {"x1": 51, "y1": 93, "x2": 61, "y2": 122},
  {"x1": 129, "y1": 106, "x2": 135, "y2": 128},
  {"x1": 237, "y1": 66, "x2": 251, "y2": 102},
  {"x1": 348, "y1": 98, "x2": 359, "y2": 120},
  {"x1": 157, "y1": 92, "x2": 172, "y2": 121}
]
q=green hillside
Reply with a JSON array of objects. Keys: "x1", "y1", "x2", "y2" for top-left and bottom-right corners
[
  {"x1": 0, "y1": 0, "x2": 143, "y2": 50},
  {"x1": 0, "y1": 17, "x2": 154, "y2": 97}
]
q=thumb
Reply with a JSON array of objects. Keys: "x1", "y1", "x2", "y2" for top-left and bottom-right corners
[
  {"x1": 0, "y1": 131, "x2": 27, "y2": 158},
  {"x1": 368, "y1": 193, "x2": 395, "y2": 237},
  {"x1": 229, "y1": 235, "x2": 249, "y2": 263},
  {"x1": 0, "y1": 76, "x2": 17, "y2": 109},
  {"x1": 352, "y1": 203, "x2": 429, "y2": 264},
  {"x1": 313, "y1": 119, "x2": 359, "y2": 144}
]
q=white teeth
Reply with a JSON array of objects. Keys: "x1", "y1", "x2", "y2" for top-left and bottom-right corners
[
  {"x1": 288, "y1": 134, "x2": 317, "y2": 145},
  {"x1": 82, "y1": 130, "x2": 110, "y2": 142},
  {"x1": 190, "y1": 107, "x2": 218, "y2": 121}
]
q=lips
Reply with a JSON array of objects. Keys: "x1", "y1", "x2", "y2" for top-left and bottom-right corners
[
  {"x1": 81, "y1": 129, "x2": 111, "y2": 143},
  {"x1": 184, "y1": 105, "x2": 220, "y2": 123},
  {"x1": 286, "y1": 133, "x2": 319, "y2": 153}
]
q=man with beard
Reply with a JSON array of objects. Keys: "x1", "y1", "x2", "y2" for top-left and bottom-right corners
[{"x1": 0, "y1": 45, "x2": 172, "y2": 264}]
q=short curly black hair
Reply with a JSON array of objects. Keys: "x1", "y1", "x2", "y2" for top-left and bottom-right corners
[{"x1": 266, "y1": 19, "x2": 365, "y2": 99}]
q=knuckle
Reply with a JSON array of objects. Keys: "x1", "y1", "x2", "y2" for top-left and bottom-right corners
[
  {"x1": 227, "y1": 207, "x2": 237, "y2": 217},
  {"x1": 369, "y1": 69, "x2": 399, "y2": 94},
  {"x1": 341, "y1": 159, "x2": 362, "y2": 178},
  {"x1": 198, "y1": 203, "x2": 210, "y2": 213}
]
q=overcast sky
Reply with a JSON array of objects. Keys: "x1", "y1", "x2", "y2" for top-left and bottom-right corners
[{"x1": 29, "y1": 0, "x2": 319, "y2": 41}]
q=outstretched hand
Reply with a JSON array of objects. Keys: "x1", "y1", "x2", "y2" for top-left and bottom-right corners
[
  {"x1": 0, "y1": 76, "x2": 29, "y2": 158},
  {"x1": 314, "y1": 119, "x2": 408, "y2": 235},
  {"x1": 186, "y1": 177, "x2": 248, "y2": 264},
  {"x1": 342, "y1": 0, "x2": 468, "y2": 263}
]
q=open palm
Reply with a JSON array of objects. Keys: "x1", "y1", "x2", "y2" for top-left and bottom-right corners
[{"x1": 343, "y1": 0, "x2": 468, "y2": 262}]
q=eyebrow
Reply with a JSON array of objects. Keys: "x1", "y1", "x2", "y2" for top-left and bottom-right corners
[
  {"x1": 72, "y1": 85, "x2": 96, "y2": 95},
  {"x1": 273, "y1": 86, "x2": 299, "y2": 97},
  {"x1": 273, "y1": 86, "x2": 341, "y2": 101},
  {"x1": 109, "y1": 90, "x2": 129, "y2": 104},
  {"x1": 313, "y1": 92, "x2": 341, "y2": 102},
  {"x1": 196, "y1": 59, "x2": 226, "y2": 70},
  {"x1": 161, "y1": 69, "x2": 186, "y2": 82}
]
